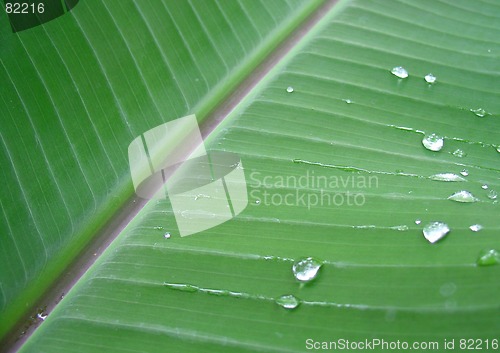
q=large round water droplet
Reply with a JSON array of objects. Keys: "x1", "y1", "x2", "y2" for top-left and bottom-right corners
[
  {"x1": 448, "y1": 190, "x2": 479, "y2": 203},
  {"x1": 275, "y1": 294, "x2": 300, "y2": 309},
  {"x1": 391, "y1": 66, "x2": 408, "y2": 78},
  {"x1": 422, "y1": 133, "x2": 444, "y2": 151},
  {"x1": 424, "y1": 73, "x2": 437, "y2": 84},
  {"x1": 476, "y1": 249, "x2": 500, "y2": 266},
  {"x1": 423, "y1": 222, "x2": 450, "y2": 243},
  {"x1": 292, "y1": 257, "x2": 322, "y2": 282}
]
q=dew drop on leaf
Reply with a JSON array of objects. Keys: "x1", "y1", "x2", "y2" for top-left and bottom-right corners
[
  {"x1": 423, "y1": 222, "x2": 450, "y2": 243},
  {"x1": 469, "y1": 224, "x2": 483, "y2": 232},
  {"x1": 447, "y1": 190, "x2": 479, "y2": 203},
  {"x1": 476, "y1": 249, "x2": 500, "y2": 266},
  {"x1": 286, "y1": 86, "x2": 294, "y2": 93},
  {"x1": 390, "y1": 66, "x2": 408, "y2": 79},
  {"x1": 292, "y1": 257, "x2": 322, "y2": 282},
  {"x1": 275, "y1": 294, "x2": 300, "y2": 309},
  {"x1": 422, "y1": 133, "x2": 444, "y2": 152},
  {"x1": 487, "y1": 190, "x2": 497, "y2": 200},
  {"x1": 429, "y1": 173, "x2": 466, "y2": 182},
  {"x1": 424, "y1": 73, "x2": 437, "y2": 84},
  {"x1": 470, "y1": 108, "x2": 488, "y2": 117}
]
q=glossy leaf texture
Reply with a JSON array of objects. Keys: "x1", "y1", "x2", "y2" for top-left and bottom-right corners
[
  {"x1": 0, "y1": 0, "x2": 321, "y2": 340},
  {"x1": 10, "y1": 0, "x2": 500, "y2": 352}
]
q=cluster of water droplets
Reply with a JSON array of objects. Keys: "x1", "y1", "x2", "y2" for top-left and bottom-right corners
[
  {"x1": 275, "y1": 257, "x2": 324, "y2": 310},
  {"x1": 390, "y1": 66, "x2": 436, "y2": 84}
]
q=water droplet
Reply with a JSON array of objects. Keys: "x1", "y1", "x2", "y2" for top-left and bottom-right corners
[
  {"x1": 487, "y1": 190, "x2": 497, "y2": 200},
  {"x1": 447, "y1": 190, "x2": 479, "y2": 203},
  {"x1": 153, "y1": 226, "x2": 163, "y2": 230},
  {"x1": 415, "y1": 219, "x2": 422, "y2": 225},
  {"x1": 470, "y1": 108, "x2": 488, "y2": 117},
  {"x1": 460, "y1": 169, "x2": 469, "y2": 177},
  {"x1": 255, "y1": 200, "x2": 261, "y2": 205},
  {"x1": 469, "y1": 224, "x2": 483, "y2": 232},
  {"x1": 496, "y1": 146, "x2": 500, "y2": 153},
  {"x1": 164, "y1": 232, "x2": 171, "y2": 239},
  {"x1": 423, "y1": 221, "x2": 450, "y2": 243},
  {"x1": 276, "y1": 294, "x2": 300, "y2": 309},
  {"x1": 481, "y1": 184, "x2": 489, "y2": 190},
  {"x1": 429, "y1": 173, "x2": 466, "y2": 182},
  {"x1": 476, "y1": 249, "x2": 500, "y2": 266},
  {"x1": 342, "y1": 98, "x2": 353, "y2": 104},
  {"x1": 452, "y1": 149, "x2": 467, "y2": 158},
  {"x1": 390, "y1": 66, "x2": 408, "y2": 79},
  {"x1": 422, "y1": 133, "x2": 444, "y2": 151},
  {"x1": 424, "y1": 73, "x2": 437, "y2": 84},
  {"x1": 292, "y1": 257, "x2": 322, "y2": 282},
  {"x1": 286, "y1": 86, "x2": 294, "y2": 93}
]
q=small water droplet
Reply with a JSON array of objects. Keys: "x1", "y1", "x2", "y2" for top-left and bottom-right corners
[
  {"x1": 255, "y1": 200, "x2": 261, "y2": 205},
  {"x1": 423, "y1": 221, "x2": 450, "y2": 243},
  {"x1": 496, "y1": 146, "x2": 500, "y2": 153},
  {"x1": 470, "y1": 108, "x2": 488, "y2": 117},
  {"x1": 391, "y1": 66, "x2": 408, "y2": 79},
  {"x1": 292, "y1": 257, "x2": 322, "y2": 282},
  {"x1": 424, "y1": 73, "x2": 437, "y2": 84},
  {"x1": 275, "y1": 294, "x2": 300, "y2": 310},
  {"x1": 429, "y1": 173, "x2": 466, "y2": 182},
  {"x1": 469, "y1": 224, "x2": 483, "y2": 232},
  {"x1": 342, "y1": 98, "x2": 353, "y2": 104},
  {"x1": 422, "y1": 133, "x2": 444, "y2": 152},
  {"x1": 476, "y1": 249, "x2": 500, "y2": 266},
  {"x1": 452, "y1": 149, "x2": 467, "y2": 158},
  {"x1": 164, "y1": 232, "x2": 171, "y2": 239},
  {"x1": 286, "y1": 86, "x2": 294, "y2": 93},
  {"x1": 487, "y1": 190, "x2": 497, "y2": 200},
  {"x1": 481, "y1": 184, "x2": 489, "y2": 190},
  {"x1": 153, "y1": 226, "x2": 163, "y2": 230},
  {"x1": 415, "y1": 219, "x2": 422, "y2": 225},
  {"x1": 460, "y1": 169, "x2": 469, "y2": 177},
  {"x1": 447, "y1": 190, "x2": 479, "y2": 203}
]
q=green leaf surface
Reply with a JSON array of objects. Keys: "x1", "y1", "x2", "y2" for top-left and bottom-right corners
[
  {"x1": 0, "y1": 0, "x2": 321, "y2": 340},
  {"x1": 5, "y1": 0, "x2": 500, "y2": 352}
]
